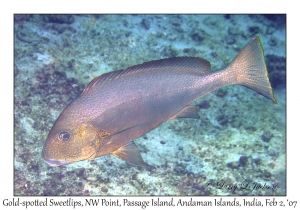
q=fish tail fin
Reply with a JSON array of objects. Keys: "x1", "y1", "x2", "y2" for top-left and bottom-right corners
[{"x1": 227, "y1": 36, "x2": 277, "y2": 103}]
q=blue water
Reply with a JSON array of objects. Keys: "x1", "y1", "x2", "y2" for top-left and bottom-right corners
[{"x1": 14, "y1": 14, "x2": 286, "y2": 195}]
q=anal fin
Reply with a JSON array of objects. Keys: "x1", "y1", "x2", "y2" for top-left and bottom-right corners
[
  {"x1": 170, "y1": 104, "x2": 200, "y2": 119},
  {"x1": 112, "y1": 142, "x2": 147, "y2": 167}
]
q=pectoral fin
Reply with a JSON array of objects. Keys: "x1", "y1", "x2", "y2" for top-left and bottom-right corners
[
  {"x1": 170, "y1": 104, "x2": 200, "y2": 119},
  {"x1": 112, "y1": 142, "x2": 147, "y2": 167}
]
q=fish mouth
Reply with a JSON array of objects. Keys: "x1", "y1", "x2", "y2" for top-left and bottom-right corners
[{"x1": 42, "y1": 158, "x2": 69, "y2": 167}]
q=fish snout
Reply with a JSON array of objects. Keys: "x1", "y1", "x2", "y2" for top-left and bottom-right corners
[
  {"x1": 42, "y1": 157, "x2": 69, "y2": 167},
  {"x1": 42, "y1": 147, "x2": 69, "y2": 166}
]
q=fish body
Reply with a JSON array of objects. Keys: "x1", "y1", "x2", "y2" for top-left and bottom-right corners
[{"x1": 42, "y1": 37, "x2": 276, "y2": 167}]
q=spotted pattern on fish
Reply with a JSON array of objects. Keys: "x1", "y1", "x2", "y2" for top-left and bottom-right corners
[{"x1": 42, "y1": 37, "x2": 276, "y2": 167}]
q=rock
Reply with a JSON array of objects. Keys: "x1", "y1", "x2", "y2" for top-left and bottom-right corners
[
  {"x1": 191, "y1": 33, "x2": 204, "y2": 43},
  {"x1": 268, "y1": 38, "x2": 277, "y2": 46},
  {"x1": 224, "y1": 14, "x2": 231, "y2": 19},
  {"x1": 14, "y1": 14, "x2": 30, "y2": 22},
  {"x1": 52, "y1": 23, "x2": 76, "y2": 34},
  {"x1": 248, "y1": 26, "x2": 261, "y2": 36},
  {"x1": 262, "y1": 130, "x2": 273, "y2": 142},
  {"x1": 253, "y1": 158, "x2": 261, "y2": 165},
  {"x1": 216, "y1": 89, "x2": 228, "y2": 98},
  {"x1": 226, "y1": 161, "x2": 239, "y2": 169},
  {"x1": 266, "y1": 54, "x2": 286, "y2": 88},
  {"x1": 262, "y1": 170, "x2": 272, "y2": 178},
  {"x1": 43, "y1": 15, "x2": 74, "y2": 24},
  {"x1": 101, "y1": 186, "x2": 108, "y2": 193},
  {"x1": 197, "y1": 100, "x2": 210, "y2": 109},
  {"x1": 226, "y1": 36, "x2": 236, "y2": 45},
  {"x1": 238, "y1": 156, "x2": 248, "y2": 167},
  {"x1": 141, "y1": 18, "x2": 150, "y2": 30}
]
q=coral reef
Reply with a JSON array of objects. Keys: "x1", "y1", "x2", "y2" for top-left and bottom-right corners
[{"x1": 14, "y1": 14, "x2": 286, "y2": 196}]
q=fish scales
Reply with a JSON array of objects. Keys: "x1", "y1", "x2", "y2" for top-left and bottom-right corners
[{"x1": 42, "y1": 37, "x2": 276, "y2": 167}]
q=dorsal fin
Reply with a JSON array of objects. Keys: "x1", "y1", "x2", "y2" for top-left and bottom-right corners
[
  {"x1": 82, "y1": 57, "x2": 211, "y2": 94},
  {"x1": 81, "y1": 71, "x2": 120, "y2": 94},
  {"x1": 82, "y1": 76, "x2": 101, "y2": 93},
  {"x1": 127, "y1": 57, "x2": 211, "y2": 75}
]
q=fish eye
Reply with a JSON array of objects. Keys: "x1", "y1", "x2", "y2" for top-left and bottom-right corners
[{"x1": 58, "y1": 132, "x2": 70, "y2": 141}]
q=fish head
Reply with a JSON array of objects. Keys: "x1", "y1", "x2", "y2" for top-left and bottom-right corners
[{"x1": 42, "y1": 119, "x2": 101, "y2": 167}]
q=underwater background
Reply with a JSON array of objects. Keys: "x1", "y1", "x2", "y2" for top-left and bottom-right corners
[{"x1": 14, "y1": 14, "x2": 286, "y2": 196}]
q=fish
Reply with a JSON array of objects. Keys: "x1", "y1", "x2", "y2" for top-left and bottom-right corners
[{"x1": 42, "y1": 36, "x2": 277, "y2": 167}]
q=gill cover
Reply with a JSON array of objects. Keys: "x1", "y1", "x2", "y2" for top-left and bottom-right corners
[{"x1": 42, "y1": 122, "x2": 101, "y2": 166}]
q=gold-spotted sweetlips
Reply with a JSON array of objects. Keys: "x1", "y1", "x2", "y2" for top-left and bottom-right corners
[{"x1": 42, "y1": 37, "x2": 276, "y2": 167}]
